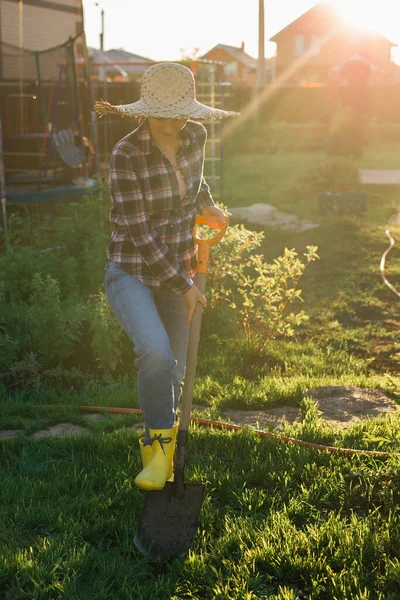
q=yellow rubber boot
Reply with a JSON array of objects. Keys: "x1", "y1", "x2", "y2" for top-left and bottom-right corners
[
  {"x1": 135, "y1": 423, "x2": 178, "y2": 491},
  {"x1": 138, "y1": 437, "x2": 174, "y2": 482}
]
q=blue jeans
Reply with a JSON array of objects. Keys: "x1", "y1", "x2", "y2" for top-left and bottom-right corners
[{"x1": 103, "y1": 260, "x2": 190, "y2": 443}]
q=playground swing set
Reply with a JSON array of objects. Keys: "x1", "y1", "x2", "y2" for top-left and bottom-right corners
[{"x1": 0, "y1": 32, "x2": 100, "y2": 209}]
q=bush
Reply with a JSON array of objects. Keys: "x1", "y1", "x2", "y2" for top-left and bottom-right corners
[
  {"x1": 0, "y1": 195, "x2": 319, "y2": 388},
  {"x1": 47, "y1": 196, "x2": 110, "y2": 295},
  {"x1": 0, "y1": 272, "x2": 85, "y2": 389},
  {"x1": 28, "y1": 273, "x2": 83, "y2": 363},
  {"x1": 89, "y1": 291, "x2": 129, "y2": 373},
  {"x1": 207, "y1": 221, "x2": 264, "y2": 309},
  {"x1": 207, "y1": 213, "x2": 319, "y2": 356}
]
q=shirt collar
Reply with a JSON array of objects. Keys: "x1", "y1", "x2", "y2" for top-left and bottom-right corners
[{"x1": 134, "y1": 119, "x2": 195, "y2": 156}]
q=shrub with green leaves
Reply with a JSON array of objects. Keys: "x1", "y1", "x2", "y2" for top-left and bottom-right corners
[
  {"x1": 208, "y1": 225, "x2": 319, "y2": 355},
  {"x1": 47, "y1": 197, "x2": 110, "y2": 295},
  {"x1": 0, "y1": 272, "x2": 85, "y2": 389},
  {"x1": 207, "y1": 221, "x2": 264, "y2": 309},
  {"x1": 0, "y1": 194, "x2": 319, "y2": 387},
  {"x1": 89, "y1": 291, "x2": 128, "y2": 373},
  {"x1": 27, "y1": 273, "x2": 82, "y2": 363}
]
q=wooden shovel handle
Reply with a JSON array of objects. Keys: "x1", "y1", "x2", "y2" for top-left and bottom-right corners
[
  {"x1": 193, "y1": 215, "x2": 229, "y2": 245},
  {"x1": 193, "y1": 215, "x2": 229, "y2": 275},
  {"x1": 174, "y1": 214, "x2": 229, "y2": 486}
]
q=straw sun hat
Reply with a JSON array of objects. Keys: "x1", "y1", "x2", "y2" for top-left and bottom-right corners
[{"x1": 94, "y1": 62, "x2": 240, "y2": 121}]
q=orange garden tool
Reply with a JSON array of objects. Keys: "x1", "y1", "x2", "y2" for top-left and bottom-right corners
[{"x1": 134, "y1": 214, "x2": 229, "y2": 559}]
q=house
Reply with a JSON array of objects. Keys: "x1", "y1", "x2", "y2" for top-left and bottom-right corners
[
  {"x1": 0, "y1": 0, "x2": 84, "y2": 79},
  {"x1": 88, "y1": 48, "x2": 154, "y2": 82},
  {"x1": 270, "y1": 1, "x2": 397, "y2": 86},
  {"x1": 201, "y1": 43, "x2": 274, "y2": 86}
]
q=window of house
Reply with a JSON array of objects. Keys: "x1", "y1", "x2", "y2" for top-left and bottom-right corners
[
  {"x1": 294, "y1": 35, "x2": 305, "y2": 57},
  {"x1": 224, "y1": 61, "x2": 238, "y2": 77},
  {"x1": 294, "y1": 34, "x2": 321, "y2": 57},
  {"x1": 309, "y1": 35, "x2": 321, "y2": 56}
]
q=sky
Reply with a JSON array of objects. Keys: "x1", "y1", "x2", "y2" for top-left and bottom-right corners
[{"x1": 82, "y1": 0, "x2": 400, "y2": 62}]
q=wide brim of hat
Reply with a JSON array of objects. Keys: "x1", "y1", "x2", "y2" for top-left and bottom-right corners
[{"x1": 94, "y1": 98, "x2": 240, "y2": 121}]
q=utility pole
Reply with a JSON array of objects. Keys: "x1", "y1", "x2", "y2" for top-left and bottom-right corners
[
  {"x1": 100, "y1": 9, "x2": 104, "y2": 52},
  {"x1": 257, "y1": 0, "x2": 265, "y2": 91},
  {"x1": 98, "y1": 6, "x2": 109, "y2": 162},
  {"x1": 99, "y1": 8, "x2": 105, "y2": 82}
]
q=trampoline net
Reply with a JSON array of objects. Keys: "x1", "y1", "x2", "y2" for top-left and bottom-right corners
[{"x1": 1, "y1": 33, "x2": 94, "y2": 186}]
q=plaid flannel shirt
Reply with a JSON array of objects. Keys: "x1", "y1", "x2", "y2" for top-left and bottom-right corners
[{"x1": 108, "y1": 119, "x2": 215, "y2": 294}]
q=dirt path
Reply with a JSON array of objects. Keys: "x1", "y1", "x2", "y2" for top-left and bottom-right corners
[{"x1": 0, "y1": 386, "x2": 398, "y2": 440}]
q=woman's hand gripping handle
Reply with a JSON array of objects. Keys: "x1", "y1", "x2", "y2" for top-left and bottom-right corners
[{"x1": 183, "y1": 214, "x2": 229, "y2": 326}]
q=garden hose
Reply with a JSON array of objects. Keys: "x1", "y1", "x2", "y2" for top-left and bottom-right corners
[
  {"x1": 380, "y1": 230, "x2": 400, "y2": 299},
  {"x1": 77, "y1": 405, "x2": 399, "y2": 459}
]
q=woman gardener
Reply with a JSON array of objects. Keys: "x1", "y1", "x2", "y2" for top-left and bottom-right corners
[{"x1": 95, "y1": 62, "x2": 238, "y2": 492}]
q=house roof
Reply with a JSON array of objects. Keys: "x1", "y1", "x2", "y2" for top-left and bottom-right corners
[
  {"x1": 270, "y1": 1, "x2": 395, "y2": 46},
  {"x1": 202, "y1": 44, "x2": 257, "y2": 69},
  {"x1": 88, "y1": 47, "x2": 154, "y2": 76}
]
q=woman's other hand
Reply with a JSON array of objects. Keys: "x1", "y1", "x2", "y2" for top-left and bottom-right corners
[
  {"x1": 200, "y1": 205, "x2": 228, "y2": 228},
  {"x1": 184, "y1": 285, "x2": 207, "y2": 326}
]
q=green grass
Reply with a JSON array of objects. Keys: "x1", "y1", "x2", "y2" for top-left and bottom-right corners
[
  {"x1": 2, "y1": 404, "x2": 400, "y2": 599},
  {"x1": 219, "y1": 124, "x2": 400, "y2": 386},
  {"x1": 362, "y1": 141, "x2": 400, "y2": 170},
  {"x1": 222, "y1": 151, "x2": 322, "y2": 219},
  {"x1": 3, "y1": 123, "x2": 400, "y2": 597}
]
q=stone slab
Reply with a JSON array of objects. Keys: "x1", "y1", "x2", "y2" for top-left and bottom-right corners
[
  {"x1": 360, "y1": 170, "x2": 400, "y2": 185},
  {"x1": 30, "y1": 423, "x2": 93, "y2": 439},
  {"x1": 0, "y1": 429, "x2": 24, "y2": 440},
  {"x1": 229, "y1": 203, "x2": 319, "y2": 231}
]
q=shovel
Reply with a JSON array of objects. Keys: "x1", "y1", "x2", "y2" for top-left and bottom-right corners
[{"x1": 134, "y1": 214, "x2": 229, "y2": 559}]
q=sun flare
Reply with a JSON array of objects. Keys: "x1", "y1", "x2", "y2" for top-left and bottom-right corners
[
  {"x1": 333, "y1": 0, "x2": 400, "y2": 38},
  {"x1": 330, "y1": 0, "x2": 400, "y2": 63}
]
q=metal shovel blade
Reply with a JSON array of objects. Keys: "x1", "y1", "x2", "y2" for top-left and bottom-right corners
[{"x1": 134, "y1": 481, "x2": 205, "y2": 559}]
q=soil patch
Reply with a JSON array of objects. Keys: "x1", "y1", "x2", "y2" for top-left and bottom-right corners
[
  {"x1": 306, "y1": 386, "x2": 398, "y2": 428},
  {"x1": 30, "y1": 422, "x2": 93, "y2": 439},
  {"x1": 192, "y1": 390, "x2": 398, "y2": 430}
]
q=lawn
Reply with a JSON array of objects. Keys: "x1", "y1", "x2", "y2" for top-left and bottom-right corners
[
  {"x1": 1, "y1": 122, "x2": 400, "y2": 598},
  {"x1": 1, "y1": 393, "x2": 400, "y2": 599}
]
